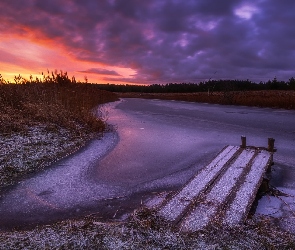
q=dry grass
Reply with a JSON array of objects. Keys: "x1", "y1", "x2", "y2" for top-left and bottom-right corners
[
  {"x1": 0, "y1": 72, "x2": 118, "y2": 135},
  {"x1": 0, "y1": 71, "x2": 118, "y2": 189},
  {"x1": 118, "y1": 90, "x2": 295, "y2": 110},
  {"x1": 0, "y1": 208, "x2": 294, "y2": 249}
]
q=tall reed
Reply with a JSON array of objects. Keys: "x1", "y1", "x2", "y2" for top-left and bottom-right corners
[{"x1": 0, "y1": 71, "x2": 118, "y2": 134}]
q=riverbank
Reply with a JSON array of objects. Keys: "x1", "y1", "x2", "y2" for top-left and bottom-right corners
[
  {"x1": 0, "y1": 76, "x2": 118, "y2": 190},
  {"x1": 1, "y1": 203, "x2": 295, "y2": 249},
  {"x1": 117, "y1": 90, "x2": 295, "y2": 110}
]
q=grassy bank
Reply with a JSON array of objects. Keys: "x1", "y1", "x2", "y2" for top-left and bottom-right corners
[
  {"x1": 0, "y1": 72, "x2": 118, "y2": 189},
  {"x1": 118, "y1": 90, "x2": 295, "y2": 110},
  {"x1": 1, "y1": 208, "x2": 295, "y2": 249},
  {"x1": 0, "y1": 72, "x2": 118, "y2": 134}
]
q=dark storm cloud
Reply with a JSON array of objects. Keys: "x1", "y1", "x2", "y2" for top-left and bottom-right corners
[
  {"x1": 79, "y1": 68, "x2": 121, "y2": 76},
  {"x1": 1, "y1": 0, "x2": 295, "y2": 83}
]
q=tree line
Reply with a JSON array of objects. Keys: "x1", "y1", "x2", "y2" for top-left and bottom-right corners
[{"x1": 96, "y1": 77, "x2": 295, "y2": 93}]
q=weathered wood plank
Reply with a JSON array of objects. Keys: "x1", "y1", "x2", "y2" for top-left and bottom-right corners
[
  {"x1": 157, "y1": 142, "x2": 274, "y2": 233},
  {"x1": 180, "y1": 149, "x2": 256, "y2": 232},
  {"x1": 223, "y1": 150, "x2": 272, "y2": 226},
  {"x1": 158, "y1": 145, "x2": 240, "y2": 222}
]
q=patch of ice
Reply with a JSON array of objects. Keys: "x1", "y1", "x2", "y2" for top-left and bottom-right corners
[
  {"x1": 144, "y1": 192, "x2": 170, "y2": 209},
  {"x1": 256, "y1": 196, "x2": 283, "y2": 217}
]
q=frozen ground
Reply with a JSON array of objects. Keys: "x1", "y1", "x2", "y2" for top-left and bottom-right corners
[
  {"x1": 0, "y1": 98, "x2": 295, "y2": 233},
  {"x1": 0, "y1": 125, "x2": 89, "y2": 188}
]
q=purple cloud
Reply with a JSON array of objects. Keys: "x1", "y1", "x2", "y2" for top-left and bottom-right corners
[
  {"x1": 0, "y1": 0, "x2": 295, "y2": 83},
  {"x1": 79, "y1": 68, "x2": 121, "y2": 76}
]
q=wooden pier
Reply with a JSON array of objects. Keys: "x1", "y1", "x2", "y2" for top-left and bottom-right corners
[{"x1": 158, "y1": 137, "x2": 275, "y2": 232}]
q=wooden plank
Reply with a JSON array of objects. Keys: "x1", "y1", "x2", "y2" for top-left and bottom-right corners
[
  {"x1": 222, "y1": 150, "x2": 272, "y2": 226},
  {"x1": 158, "y1": 145, "x2": 240, "y2": 222},
  {"x1": 180, "y1": 149, "x2": 256, "y2": 232},
  {"x1": 157, "y1": 141, "x2": 274, "y2": 232}
]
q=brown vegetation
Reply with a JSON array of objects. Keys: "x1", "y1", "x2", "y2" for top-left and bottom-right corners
[
  {"x1": 1, "y1": 208, "x2": 294, "y2": 249},
  {"x1": 118, "y1": 90, "x2": 295, "y2": 110},
  {"x1": 0, "y1": 71, "x2": 118, "y2": 135},
  {"x1": 0, "y1": 71, "x2": 118, "y2": 188}
]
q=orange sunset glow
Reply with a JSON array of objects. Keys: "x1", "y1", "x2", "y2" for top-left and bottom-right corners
[{"x1": 0, "y1": 34, "x2": 136, "y2": 84}]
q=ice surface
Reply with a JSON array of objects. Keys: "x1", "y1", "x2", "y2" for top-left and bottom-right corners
[
  {"x1": 144, "y1": 192, "x2": 170, "y2": 209},
  {"x1": 256, "y1": 196, "x2": 283, "y2": 217},
  {"x1": 0, "y1": 132, "x2": 121, "y2": 226}
]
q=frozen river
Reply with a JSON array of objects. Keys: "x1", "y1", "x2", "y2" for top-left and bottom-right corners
[{"x1": 0, "y1": 98, "x2": 295, "y2": 230}]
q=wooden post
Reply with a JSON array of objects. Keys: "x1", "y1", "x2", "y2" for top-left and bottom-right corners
[
  {"x1": 241, "y1": 136, "x2": 246, "y2": 148},
  {"x1": 259, "y1": 178, "x2": 270, "y2": 194},
  {"x1": 268, "y1": 138, "x2": 275, "y2": 166},
  {"x1": 268, "y1": 138, "x2": 275, "y2": 152}
]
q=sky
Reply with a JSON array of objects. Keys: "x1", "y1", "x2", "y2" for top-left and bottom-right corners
[{"x1": 0, "y1": 0, "x2": 295, "y2": 85}]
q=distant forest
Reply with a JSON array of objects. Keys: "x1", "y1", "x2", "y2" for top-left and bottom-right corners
[{"x1": 96, "y1": 77, "x2": 295, "y2": 93}]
